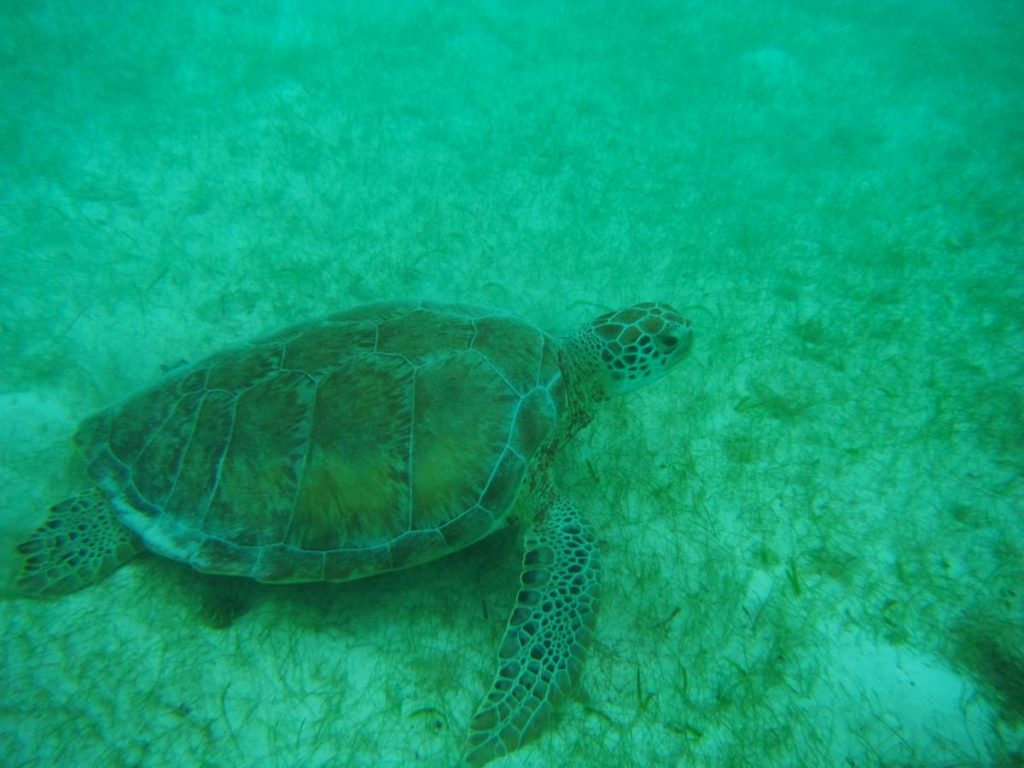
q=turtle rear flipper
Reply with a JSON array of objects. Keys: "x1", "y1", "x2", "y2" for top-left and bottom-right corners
[
  {"x1": 16, "y1": 488, "x2": 141, "y2": 596},
  {"x1": 463, "y1": 495, "x2": 600, "y2": 766}
]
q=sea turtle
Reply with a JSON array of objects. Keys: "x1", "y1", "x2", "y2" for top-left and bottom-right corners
[{"x1": 13, "y1": 299, "x2": 693, "y2": 766}]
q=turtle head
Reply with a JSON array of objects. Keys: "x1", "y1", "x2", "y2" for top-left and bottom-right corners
[{"x1": 566, "y1": 302, "x2": 693, "y2": 401}]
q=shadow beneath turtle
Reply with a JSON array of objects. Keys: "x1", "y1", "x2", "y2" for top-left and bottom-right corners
[
  {"x1": 194, "y1": 573, "x2": 261, "y2": 630},
  {"x1": 140, "y1": 523, "x2": 521, "y2": 634}
]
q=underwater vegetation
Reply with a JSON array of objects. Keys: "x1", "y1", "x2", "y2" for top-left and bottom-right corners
[{"x1": 950, "y1": 609, "x2": 1024, "y2": 725}]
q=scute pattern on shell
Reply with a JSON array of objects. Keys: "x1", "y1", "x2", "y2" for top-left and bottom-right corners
[{"x1": 75, "y1": 301, "x2": 566, "y2": 583}]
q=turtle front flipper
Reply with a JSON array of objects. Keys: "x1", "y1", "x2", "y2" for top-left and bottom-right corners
[
  {"x1": 463, "y1": 496, "x2": 600, "y2": 767},
  {"x1": 15, "y1": 488, "x2": 141, "y2": 596}
]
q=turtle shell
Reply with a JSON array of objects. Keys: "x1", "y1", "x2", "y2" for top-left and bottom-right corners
[{"x1": 74, "y1": 301, "x2": 566, "y2": 583}]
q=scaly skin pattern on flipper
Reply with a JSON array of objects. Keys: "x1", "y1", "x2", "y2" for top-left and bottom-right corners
[
  {"x1": 463, "y1": 494, "x2": 599, "y2": 766},
  {"x1": 16, "y1": 487, "x2": 141, "y2": 596}
]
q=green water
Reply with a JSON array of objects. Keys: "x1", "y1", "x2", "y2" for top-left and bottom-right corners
[{"x1": 1, "y1": 1, "x2": 1021, "y2": 766}]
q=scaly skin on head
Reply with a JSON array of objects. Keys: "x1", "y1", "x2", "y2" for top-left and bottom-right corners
[{"x1": 561, "y1": 302, "x2": 694, "y2": 421}]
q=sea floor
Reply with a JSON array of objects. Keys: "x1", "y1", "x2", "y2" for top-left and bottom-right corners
[{"x1": 1, "y1": 2, "x2": 1021, "y2": 767}]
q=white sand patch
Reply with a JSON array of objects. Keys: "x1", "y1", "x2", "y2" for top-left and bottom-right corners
[{"x1": 819, "y1": 628, "x2": 992, "y2": 764}]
